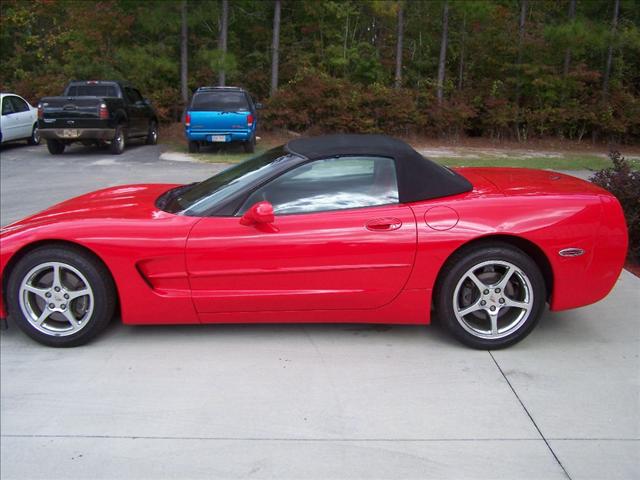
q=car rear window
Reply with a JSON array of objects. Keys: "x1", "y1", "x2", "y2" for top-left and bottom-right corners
[
  {"x1": 190, "y1": 91, "x2": 250, "y2": 111},
  {"x1": 66, "y1": 85, "x2": 118, "y2": 97}
]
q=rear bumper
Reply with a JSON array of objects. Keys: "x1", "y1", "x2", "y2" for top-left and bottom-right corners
[
  {"x1": 186, "y1": 129, "x2": 252, "y2": 143},
  {"x1": 40, "y1": 128, "x2": 116, "y2": 141}
]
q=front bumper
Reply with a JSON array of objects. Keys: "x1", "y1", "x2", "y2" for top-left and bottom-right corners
[
  {"x1": 40, "y1": 128, "x2": 116, "y2": 141},
  {"x1": 186, "y1": 130, "x2": 252, "y2": 143}
]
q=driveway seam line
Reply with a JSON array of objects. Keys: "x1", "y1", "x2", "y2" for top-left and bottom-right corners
[{"x1": 489, "y1": 351, "x2": 572, "y2": 480}]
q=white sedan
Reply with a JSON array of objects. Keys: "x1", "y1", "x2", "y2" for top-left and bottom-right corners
[{"x1": 1, "y1": 93, "x2": 40, "y2": 146}]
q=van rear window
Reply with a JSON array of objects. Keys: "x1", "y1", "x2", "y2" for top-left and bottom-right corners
[
  {"x1": 191, "y1": 91, "x2": 249, "y2": 111},
  {"x1": 67, "y1": 85, "x2": 118, "y2": 97}
]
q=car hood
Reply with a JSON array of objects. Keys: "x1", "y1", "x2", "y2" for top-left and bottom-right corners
[{"x1": 1, "y1": 184, "x2": 180, "y2": 234}]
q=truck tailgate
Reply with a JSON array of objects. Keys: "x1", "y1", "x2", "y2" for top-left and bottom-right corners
[
  {"x1": 189, "y1": 111, "x2": 250, "y2": 132},
  {"x1": 40, "y1": 96, "x2": 103, "y2": 128}
]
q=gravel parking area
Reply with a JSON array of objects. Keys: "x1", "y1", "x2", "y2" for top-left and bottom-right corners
[{"x1": 1, "y1": 142, "x2": 638, "y2": 479}]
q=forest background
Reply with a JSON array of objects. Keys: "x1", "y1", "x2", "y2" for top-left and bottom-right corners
[{"x1": 1, "y1": 0, "x2": 639, "y2": 143}]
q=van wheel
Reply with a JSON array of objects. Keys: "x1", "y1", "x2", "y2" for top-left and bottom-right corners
[
  {"x1": 188, "y1": 141, "x2": 200, "y2": 153},
  {"x1": 243, "y1": 135, "x2": 255, "y2": 153},
  {"x1": 46, "y1": 140, "x2": 65, "y2": 155}
]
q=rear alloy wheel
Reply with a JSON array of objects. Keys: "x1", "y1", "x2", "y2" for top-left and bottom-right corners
[
  {"x1": 435, "y1": 243, "x2": 545, "y2": 349},
  {"x1": 188, "y1": 140, "x2": 200, "y2": 153},
  {"x1": 110, "y1": 125, "x2": 125, "y2": 155},
  {"x1": 8, "y1": 246, "x2": 116, "y2": 347},
  {"x1": 28, "y1": 123, "x2": 41, "y2": 145},
  {"x1": 146, "y1": 120, "x2": 158, "y2": 145},
  {"x1": 46, "y1": 139, "x2": 65, "y2": 155}
]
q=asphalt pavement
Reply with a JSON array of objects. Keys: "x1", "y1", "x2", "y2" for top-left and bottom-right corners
[{"x1": 1, "y1": 141, "x2": 638, "y2": 479}]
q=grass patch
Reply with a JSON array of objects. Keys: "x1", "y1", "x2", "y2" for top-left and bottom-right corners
[
  {"x1": 435, "y1": 154, "x2": 640, "y2": 171},
  {"x1": 167, "y1": 142, "x2": 275, "y2": 164}
]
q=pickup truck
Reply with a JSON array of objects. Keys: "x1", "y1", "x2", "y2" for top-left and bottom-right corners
[{"x1": 38, "y1": 80, "x2": 158, "y2": 155}]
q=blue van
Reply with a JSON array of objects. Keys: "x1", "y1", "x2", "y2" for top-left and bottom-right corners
[{"x1": 185, "y1": 86, "x2": 261, "y2": 153}]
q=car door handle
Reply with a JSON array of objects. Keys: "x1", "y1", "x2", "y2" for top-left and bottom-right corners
[{"x1": 366, "y1": 217, "x2": 402, "y2": 231}]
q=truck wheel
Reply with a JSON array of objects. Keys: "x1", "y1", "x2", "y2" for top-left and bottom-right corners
[
  {"x1": 28, "y1": 124, "x2": 41, "y2": 145},
  {"x1": 243, "y1": 135, "x2": 256, "y2": 153},
  {"x1": 46, "y1": 140, "x2": 65, "y2": 155},
  {"x1": 110, "y1": 126, "x2": 125, "y2": 155},
  {"x1": 188, "y1": 141, "x2": 200, "y2": 153},
  {"x1": 146, "y1": 121, "x2": 158, "y2": 145}
]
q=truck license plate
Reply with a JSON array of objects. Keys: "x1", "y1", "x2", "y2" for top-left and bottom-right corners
[
  {"x1": 62, "y1": 129, "x2": 79, "y2": 138},
  {"x1": 210, "y1": 135, "x2": 226, "y2": 142}
]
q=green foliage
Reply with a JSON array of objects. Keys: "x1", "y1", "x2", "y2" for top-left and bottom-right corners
[
  {"x1": 0, "y1": 0, "x2": 638, "y2": 142},
  {"x1": 591, "y1": 151, "x2": 640, "y2": 261}
]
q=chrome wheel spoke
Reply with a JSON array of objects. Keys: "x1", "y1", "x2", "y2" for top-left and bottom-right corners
[
  {"x1": 24, "y1": 285, "x2": 49, "y2": 300},
  {"x1": 61, "y1": 309, "x2": 80, "y2": 330},
  {"x1": 67, "y1": 288, "x2": 91, "y2": 300},
  {"x1": 35, "y1": 307, "x2": 52, "y2": 326},
  {"x1": 458, "y1": 301, "x2": 484, "y2": 317},
  {"x1": 504, "y1": 298, "x2": 530, "y2": 311},
  {"x1": 489, "y1": 311, "x2": 499, "y2": 336},
  {"x1": 467, "y1": 272, "x2": 488, "y2": 293},
  {"x1": 51, "y1": 264, "x2": 63, "y2": 289},
  {"x1": 496, "y1": 267, "x2": 515, "y2": 290}
]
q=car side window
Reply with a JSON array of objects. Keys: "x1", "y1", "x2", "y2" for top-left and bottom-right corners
[
  {"x1": 1, "y1": 98, "x2": 14, "y2": 115},
  {"x1": 9, "y1": 96, "x2": 29, "y2": 112},
  {"x1": 238, "y1": 156, "x2": 399, "y2": 215}
]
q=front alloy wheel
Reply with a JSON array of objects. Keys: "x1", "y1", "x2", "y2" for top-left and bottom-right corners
[
  {"x1": 18, "y1": 262, "x2": 95, "y2": 337},
  {"x1": 8, "y1": 246, "x2": 116, "y2": 347}
]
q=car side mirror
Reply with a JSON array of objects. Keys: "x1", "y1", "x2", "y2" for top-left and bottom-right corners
[
  {"x1": 255, "y1": 102, "x2": 263, "y2": 110},
  {"x1": 240, "y1": 201, "x2": 275, "y2": 226}
]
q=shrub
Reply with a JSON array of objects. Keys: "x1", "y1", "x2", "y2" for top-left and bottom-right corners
[{"x1": 590, "y1": 151, "x2": 640, "y2": 262}]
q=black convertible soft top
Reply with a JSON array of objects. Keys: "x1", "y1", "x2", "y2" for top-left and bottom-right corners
[{"x1": 285, "y1": 134, "x2": 472, "y2": 203}]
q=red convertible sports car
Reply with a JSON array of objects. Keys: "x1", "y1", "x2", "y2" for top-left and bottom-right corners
[{"x1": 0, "y1": 135, "x2": 628, "y2": 348}]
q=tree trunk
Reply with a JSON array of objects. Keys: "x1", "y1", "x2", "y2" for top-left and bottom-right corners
[
  {"x1": 458, "y1": 11, "x2": 466, "y2": 90},
  {"x1": 218, "y1": 0, "x2": 228, "y2": 86},
  {"x1": 180, "y1": 0, "x2": 188, "y2": 105},
  {"x1": 394, "y1": 3, "x2": 404, "y2": 89},
  {"x1": 602, "y1": 0, "x2": 620, "y2": 100},
  {"x1": 515, "y1": 0, "x2": 527, "y2": 95},
  {"x1": 436, "y1": 0, "x2": 449, "y2": 104},
  {"x1": 562, "y1": 0, "x2": 576, "y2": 77},
  {"x1": 270, "y1": 0, "x2": 281, "y2": 97}
]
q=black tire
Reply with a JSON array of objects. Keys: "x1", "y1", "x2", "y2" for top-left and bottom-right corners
[
  {"x1": 434, "y1": 242, "x2": 546, "y2": 349},
  {"x1": 46, "y1": 139, "x2": 65, "y2": 155},
  {"x1": 27, "y1": 123, "x2": 41, "y2": 145},
  {"x1": 7, "y1": 246, "x2": 116, "y2": 347},
  {"x1": 109, "y1": 125, "x2": 125, "y2": 155},
  {"x1": 188, "y1": 140, "x2": 200, "y2": 153},
  {"x1": 243, "y1": 134, "x2": 255, "y2": 153},
  {"x1": 146, "y1": 120, "x2": 158, "y2": 145}
]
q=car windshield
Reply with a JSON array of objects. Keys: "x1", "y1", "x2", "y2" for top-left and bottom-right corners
[
  {"x1": 190, "y1": 91, "x2": 249, "y2": 111},
  {"x1": 66, "y1": 85, "x2": 118, "y2": 97},
  {"x1": 163, "y1": 146, "x2": 300, "y2": 215}
]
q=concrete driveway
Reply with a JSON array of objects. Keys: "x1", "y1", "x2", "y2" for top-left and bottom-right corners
[{"x1": 1, "y1": 142, "x2": 638, "y2": 479}]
